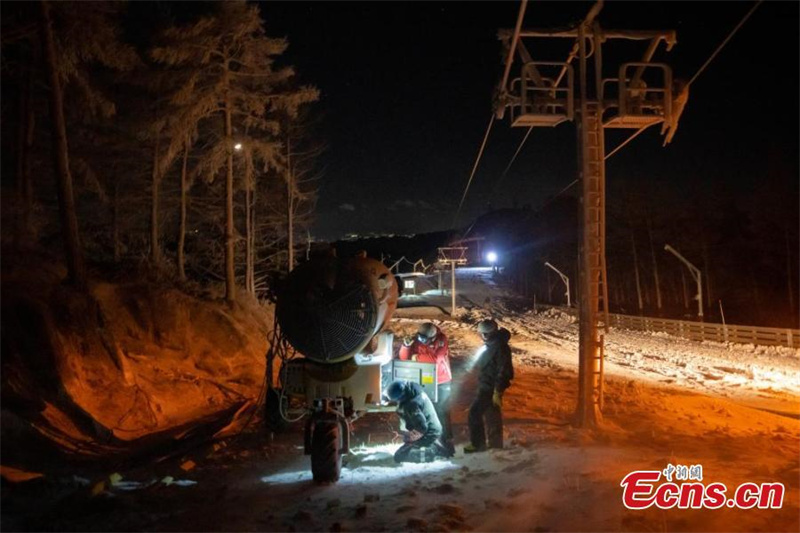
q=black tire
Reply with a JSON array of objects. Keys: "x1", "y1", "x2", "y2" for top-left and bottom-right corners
[
  {"x1": 265, "y1": 388, "x2": 287, "y2": 432},
  {"x1": 311, "y1": 419, "x2": 342, "y2": 483}
]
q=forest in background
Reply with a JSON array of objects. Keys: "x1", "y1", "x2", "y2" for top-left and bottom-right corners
[{"x1": 1, "y1": 1, "x2": 320, "y2": 300}]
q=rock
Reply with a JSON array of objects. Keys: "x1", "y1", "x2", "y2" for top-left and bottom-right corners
[
  {"x1": 364, "y1": 493, "x2": 380, "y2": 503},
  {"x1": 354, "y1": 504, "x2": 367, "y2": 518},
  {"x1": 396, "y1": 505, "x2": 416, "y2": 514},
  {"x1": 329, "y1": 522, "x2": 343, "y2": 532}
]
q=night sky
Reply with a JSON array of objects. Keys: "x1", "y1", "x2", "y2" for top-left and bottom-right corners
[{"x1": 258, "y1": 1, "x2": 799, "y2": 241}]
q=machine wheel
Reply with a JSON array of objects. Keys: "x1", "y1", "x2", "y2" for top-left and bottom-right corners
[
  {"x1": 265, "y1": 388, "x2": 288, "y2": 432},
  {"x1": 311, "y1": 419, "x2": 342, "y2": 483}
]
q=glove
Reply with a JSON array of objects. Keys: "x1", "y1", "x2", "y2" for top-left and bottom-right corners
[
  {"x1": 402, "y1": 336, "x2": 414, "y2": 347},
  {"x1": 492, "y1": 389, "x2": 503, "y2": 408},
  {"x1": 411, "y1": 354, "x2": 418, "y2": 362}
]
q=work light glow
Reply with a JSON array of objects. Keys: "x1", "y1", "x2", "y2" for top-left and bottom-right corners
[
  {"x1": 486, "y1": 251, "x2": 498, "y2": 264},
  {"x1": 234, "y1": 143, "x2": 243, "y2": 151}
]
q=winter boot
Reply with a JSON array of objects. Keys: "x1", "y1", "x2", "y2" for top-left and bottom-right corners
[{"x1": 463, "y1": 443, "x2": 485, "y2": 454}]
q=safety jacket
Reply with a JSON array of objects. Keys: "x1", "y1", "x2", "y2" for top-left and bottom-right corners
[{"x1": 398, "y1": 326, "x2": 452, "y2": 384}]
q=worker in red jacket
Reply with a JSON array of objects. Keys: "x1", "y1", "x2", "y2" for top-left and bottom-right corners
[{"x1": 398, "y1": 322, "x2": 454, "y2": 455}]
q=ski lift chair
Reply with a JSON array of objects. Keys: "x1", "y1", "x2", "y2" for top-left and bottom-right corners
[
  {"x1": 508, "y1": 62, "x2": 574, "y2": 128},
  {"x1": 604, "y1": 63, "x2": 673, "y2": 129}
]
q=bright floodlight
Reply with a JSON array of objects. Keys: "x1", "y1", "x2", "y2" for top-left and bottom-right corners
[
  {"x1": 486, "y1": 251, "x2": 498, "y2": 264},
  {"x1": 234, "y1": 143, "x2": 243, "y2": 151}
]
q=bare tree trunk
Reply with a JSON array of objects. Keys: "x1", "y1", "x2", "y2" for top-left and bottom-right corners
[
  {"x1": 16, "y1": 60, "x2": 36, "y2": 241},
  {"x1": 150, "y1": 134, "x2": 161, "y2": 264},
  {"x1": 40, "y1": 0, "x2": 86, "y2": 288},
  {"x1": 223, "y1": 67, "x2": 236, "y2": 302},
  {"x1": 787, "y1": 227, "x2": 795, "y2": 324},
  {"x1": 245, "y1": 186, "x2": 253, "y2": 296},
  {"x1": 647, "y1": 216, "x2": 662, "y2": 313},
  {"x1": 286, "y1": 135, "x2": 295, "y2": 273},
  {"x1": 113, "y1": 180, "x2": 120, "y2": 263},
  {"x1": 23, "y1": 75, "x2": 35, "y2": 215},
  {"x1": 178, "y1": 142, "x2": 188, "y2": 281},
  {"x1": 631, "y1": 232, "x2": 643, "y2": 314},
  {"x1": 249, "y1": 184, "x2": 256, "y2": 295}
]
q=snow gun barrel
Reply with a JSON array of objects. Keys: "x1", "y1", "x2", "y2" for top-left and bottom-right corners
[{"x1": 275, "y1": 252, "x2": 398, "y2": 364}]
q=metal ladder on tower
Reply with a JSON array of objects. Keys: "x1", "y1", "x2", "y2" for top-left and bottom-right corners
[{"x1": 583, "y1": 101, "x2": 608, "y2": 412}]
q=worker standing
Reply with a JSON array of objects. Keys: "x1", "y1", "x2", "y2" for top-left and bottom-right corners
[
  {"x1": 398, "y1": 322, "x2": 454, "y2": 455},
  {"x1": 384, "y1": 379, "x2": 451, "y2": 462},
  {"x1": 464, "y1": 319, "x2": 514, "y2": 453}
]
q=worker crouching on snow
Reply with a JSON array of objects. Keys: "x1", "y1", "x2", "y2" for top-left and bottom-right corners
[
  {"x1": 384, "y1": 379, "x2": 452, "y2": 463},
  {"x1": 398, "y1": 322, "x2": 454, "y2": 455},
  {"x1": 464, "y1": 319, "x2": 514, "y2": 453}
]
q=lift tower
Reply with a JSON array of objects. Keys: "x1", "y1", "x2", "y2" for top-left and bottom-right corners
[{"x1": 496, "y1": 1, "x2": 681, "y2": 427}]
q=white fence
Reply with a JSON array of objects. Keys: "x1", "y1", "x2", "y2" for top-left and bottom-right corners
[
  {"x1": 549, "y1": 306, "x2": 799, "y2": 349},
  {"x1": 606, "y1": 313, "x2": 799, "y2": 349}
]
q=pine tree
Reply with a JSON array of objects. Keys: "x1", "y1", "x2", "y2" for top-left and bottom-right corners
[
  {"x1": 35, "y1": 1, "x2": 137, "y2": 285},
  {"x1": 151, "y1": 1, "x2": 317, "y2": 301}
]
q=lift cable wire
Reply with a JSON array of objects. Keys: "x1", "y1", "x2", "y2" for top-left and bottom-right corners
[
  {"x1": 451, "y1": 114, "x2": 496, "y2": 229},
  {"x1": 604, "y1": 123, "x2": 655, "y2": 160},
  {"x1": 452, "y1": 0, "x2": 528, "y2": 229},
  {"x1": 466, "y1": 1, "x2": 758, "y2": 230},
  {"x1": 488, "y1": 126, "x2": 533, "y2": 202},
  {"x1": 604, "y1": 1, "x2": 762, "y2": 159},
  {"x1": 686, "y1": 0, "x2": 763, "y2": 89},
  {"x1": 487, "y1": 3, "x2": 603, "y2": 208}
]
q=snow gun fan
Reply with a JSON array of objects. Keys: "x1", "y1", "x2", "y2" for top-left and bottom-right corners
[
  {"x1": 276, "y1": 259, "x2": 379, "y2": 364},
  {"x1": 272, "y1": 252, "x2": 410, "y2": 483}
]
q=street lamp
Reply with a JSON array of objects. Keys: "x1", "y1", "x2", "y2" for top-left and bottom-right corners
[
  {"x1": 664, "y1": 244, "x2": 703, "y2": 320},
  {"x1": 544, "y1": 262, "x2": 570, "y2": 307}
]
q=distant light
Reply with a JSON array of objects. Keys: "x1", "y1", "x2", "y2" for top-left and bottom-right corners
[
  {"x1": 486, "y1": 251, "x2": 498, "y2": 264},
  {"x1": 234, "y1": 143, "x2": 243, "y2": 151}
]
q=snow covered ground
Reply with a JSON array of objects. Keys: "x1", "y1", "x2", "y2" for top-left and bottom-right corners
[
  {"x1": 398, "y1": 267, "x2": 800, "y2": 415},
  {"x1": 5, "y1": 267, "x2": 798, "y2": 532}
]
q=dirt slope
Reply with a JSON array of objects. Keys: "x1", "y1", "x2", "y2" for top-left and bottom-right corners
[{"x1": 1, "y1": 262, "x2": 271, "y2": 471}]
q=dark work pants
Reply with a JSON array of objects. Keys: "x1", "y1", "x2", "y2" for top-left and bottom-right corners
[
  {"x1": 468, "y1": 386, "x2": 504, "y2": 450},
  {"x1": 435, "y1": 382, "x2": 453, "y2": 448},
  {"x1": 394, "y1": 440, "x2": 447, "y2": 463}
]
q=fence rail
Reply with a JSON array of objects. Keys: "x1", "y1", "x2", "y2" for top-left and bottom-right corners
[
  {"x1": 606, "y1": 313, "x2": 800, "y2": 349},
  {"x1": 546, "y1": 305, "x2": 799, "y2": 349}
]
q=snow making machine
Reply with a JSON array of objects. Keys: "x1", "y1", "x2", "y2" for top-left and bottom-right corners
[{"x1": 268, "y1": 251, "x2": 438, "y2": 482}]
